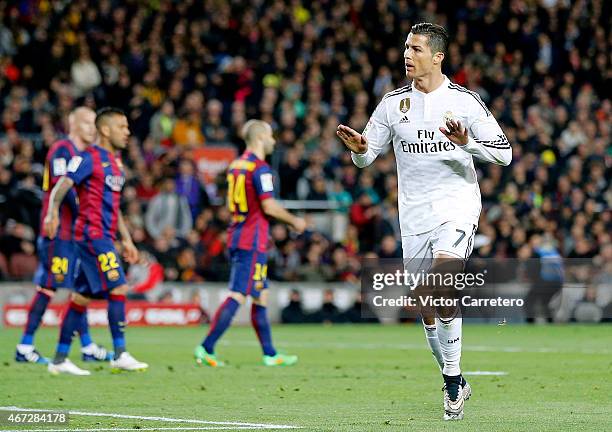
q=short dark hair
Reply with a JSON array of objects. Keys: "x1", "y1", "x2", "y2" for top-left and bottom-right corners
[
  {"x1": 410, "y1": 22, "x2": 449, "y2": 56},
  {"x1": 95, "y1": 107, "x2": 126, "y2": 129}
]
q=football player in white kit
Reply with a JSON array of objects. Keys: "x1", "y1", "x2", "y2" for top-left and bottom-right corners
[{"x1": 337, "y1": 23, "x2": 511, "y2": 420}]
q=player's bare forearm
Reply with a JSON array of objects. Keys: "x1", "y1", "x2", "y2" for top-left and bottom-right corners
[
  {"x1": 117, "y1": 211, "x2": 133, "y2": 244},
  {"x1": 43, "y1": 176, "x2": 74, "y2": 238},
  {"x1": 118, "y1": 211, "x2": 139, "y2": 264},
  {"x1": 261, "y1": 198, "x2": 305, "y2": 233},
  {"x1": 261, "y1": 198, "x2": 295, "y2": 225},
  {"x1": 49, "y1": 177, "x2": 74, "y2": 214}
]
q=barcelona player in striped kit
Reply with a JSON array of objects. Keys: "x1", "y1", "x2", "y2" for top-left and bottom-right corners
[
  {"x1": 195, "y1": 120, "x2": 306, "y2": 367},
  {"x1": 44, "y1": 108, "x2": 147, "y2": 375},
  {"x1": 15, "y1": 107, "x2": 111, "y2": 365}
]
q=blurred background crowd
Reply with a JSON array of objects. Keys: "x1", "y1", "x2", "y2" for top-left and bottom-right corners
[{"x1": 0, "y1": 0, "x2": 609, "y2": 296}]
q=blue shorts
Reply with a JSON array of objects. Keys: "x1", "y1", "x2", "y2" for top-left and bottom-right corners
[
  {"x1": 228, "y1": 249, "x2": 268, "y2": 299},
  {"x1": 33, "y1": 237, "x2": 79, "y2": 290},
  {"x1": 74, "y1": 238, "x2": 127, "y2": 297}
]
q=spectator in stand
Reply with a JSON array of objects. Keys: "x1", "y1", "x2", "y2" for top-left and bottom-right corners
[
  {"x1": 70, "y1": 46, "x2": 102, "y2": 98},
  {"x1": 378, "y1": 235, "x2": 402, "y2": 259},
  {"x1": 0, "y1": 219, "x2": 36, "y2": 261},
  {"x1": 149, "y1": 101, "x2": 176, "y2": 147},
  {"x1": 306, "y1": 176, "x2": 329, "y2": 201},
  {"x1": 176, "y1": 248, "x2": 203, "y2": 282},
  {"x1": 145, "y1": 177, "x2": 193, "y2": 240},
  {"x1": 135, "y1": 172, "x2": 158, "y2": 202},
  {"x1": 278, "y1": 148, "x2": 306, "y2": 200},
  {"x1": 350, "y1": 192, "x2": 381, "y2": 253},
  {"x1": 268, "y1": 224, "x2": 302, "y2": 281},
  {"x1": 281, "y1": 289, "x2": 308, "y2": 324},
  {"x1": 342, "y1": 292, "x2": 380, "y2": 324},
  {"x1": 172, "y1": 91, "x2": 205, "y2": 148},
  {"x1": 329, "y1": 246, "x2": 358, "y2": 283},
  {"x1": 297, "y1": 242, "x2": 332, "y2": 282},
  {"x1": 330, "y1": 180, "x2": 353, "y2": 213},
  {"x1": 312, "y1": 289, "x2": 343, "y2": 324},
  {"x1": 203, "y1": 99, "x2": 229, "y2": 143},
  {"x1": 175, "y1": 159, "x2": 209, "y2": 220}
]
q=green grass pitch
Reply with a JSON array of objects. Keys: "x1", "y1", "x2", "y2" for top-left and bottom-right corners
[{"x1": 1, "y1": 324, "x2": 610, "y2": 431}]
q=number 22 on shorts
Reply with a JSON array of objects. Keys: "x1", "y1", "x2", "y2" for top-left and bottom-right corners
[{"x1": 98, "y1": 252, "x2": 119, "y2": 272}]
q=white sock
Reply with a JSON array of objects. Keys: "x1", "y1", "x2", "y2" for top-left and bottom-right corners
[
  {"x1": 436, "y1": 316, "x2": 462, "y2": 376},
  {"x1": 423, "y1": 324, "x2": 444, "y2": 371}
]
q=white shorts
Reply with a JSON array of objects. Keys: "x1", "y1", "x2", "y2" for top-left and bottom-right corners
[{"x1": 402, "y1": 221, "x2": 477, "y2": 273}]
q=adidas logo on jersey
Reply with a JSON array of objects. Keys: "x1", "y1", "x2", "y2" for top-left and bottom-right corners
[{"x1": 399, "y1": 116, "x2": 410, "y2": 123}]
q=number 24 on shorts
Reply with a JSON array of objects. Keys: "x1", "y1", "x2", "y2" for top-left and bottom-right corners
[{"x1": 51, "y1": 257, "x2": 68, "y2": 275}]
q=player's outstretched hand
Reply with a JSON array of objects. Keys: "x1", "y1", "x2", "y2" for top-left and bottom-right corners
[
  {"x1": 122, "y1": 240, "x2": 140, "y2": 264},
  {"x1": 43, "y1": 211, "x2": 59, "y2": 239},
  {"x1": 291, "y1": 217, "x2": 307, "y2": 235},
  {"x1": 337, "y1": 124, "x2": 368, "y2": 154},
  {"x1": 439, "y1": 119, "x2": 469, "y2": 146}
]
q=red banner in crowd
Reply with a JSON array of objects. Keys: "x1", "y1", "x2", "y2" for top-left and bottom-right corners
[
  {"x1": 192, "y1": 146, "x2": 237, "y2": 184},
  {"x1": 3, "y1": 302, "x2": 203, "y2": 327}
]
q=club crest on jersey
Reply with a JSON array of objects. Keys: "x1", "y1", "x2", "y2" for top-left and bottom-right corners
[
  {"x1": 399, "y1": 98, "x2": 410, "y2": 113},
  {"x1": 105, "y1": 175, "x2": 125, "y2": 191}
]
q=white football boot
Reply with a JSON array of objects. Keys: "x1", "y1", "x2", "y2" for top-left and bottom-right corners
[
  {"x1": 48, "y1": 359, "x2": 91, "y2": 376},
  {"x1": 110, "y1": 352, "x2": 148, "y2": 372},
  {"x1": 443, "y1": 383, "x2": 465, "y2": 420}
]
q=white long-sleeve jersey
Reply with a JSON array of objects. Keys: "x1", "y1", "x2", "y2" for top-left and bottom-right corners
[{"x1": 352, "y1": 76, "x2": 511, "y2": 235}]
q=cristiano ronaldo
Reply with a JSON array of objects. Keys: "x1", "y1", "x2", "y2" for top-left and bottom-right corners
[{"x1": 337, "y1": 23, "x2": 511, "y2": 420}]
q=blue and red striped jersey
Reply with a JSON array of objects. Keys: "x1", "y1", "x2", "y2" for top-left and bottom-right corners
[
  {"x1": 226, "y1": 151, "x2": 274, "y2": 253},
  {"x1": 40, "y1": 139, "x2": 79, "y2": 240},
  {"x1": 67, "y1": 145, "x2": 125, "y2": 241}
]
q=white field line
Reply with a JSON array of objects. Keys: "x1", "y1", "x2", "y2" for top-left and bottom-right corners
[
  {"x1": 0, "y1": 407, "x2": 300, "y2": 430},
  {"x1": 463, "y1": 371, "x2": 508, "y2": 376},
  {"x1": 220, "y1": 339, "x2": 608, "y2": 355},
  {"x1": 0, "y1": 429, "x2": 284, "y2": 432}
]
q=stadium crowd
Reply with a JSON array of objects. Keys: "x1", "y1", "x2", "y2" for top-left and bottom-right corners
[{"x1": 0, "y1": 0, "x2": 609, "y2": 304}]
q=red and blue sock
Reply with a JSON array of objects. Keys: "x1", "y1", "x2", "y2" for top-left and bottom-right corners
[
  {"x1": 251, "y1": 304, "x2": 276, "y2": 357},
  {"x1": 20, "y1": 291, "x2": 51, "y2": 345},
  {"x1": 108, "y1": 294, "x2": 126, "y2": 358},
  {"x1": 202, "y1": 297, "x2": 240, "y2": 354},
  {"x1": 78, "y1": 313, "x2": 93, "y2": 347},
  {"x1": 54, "y1": 301, "x2": 86, "y2": 363}
]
